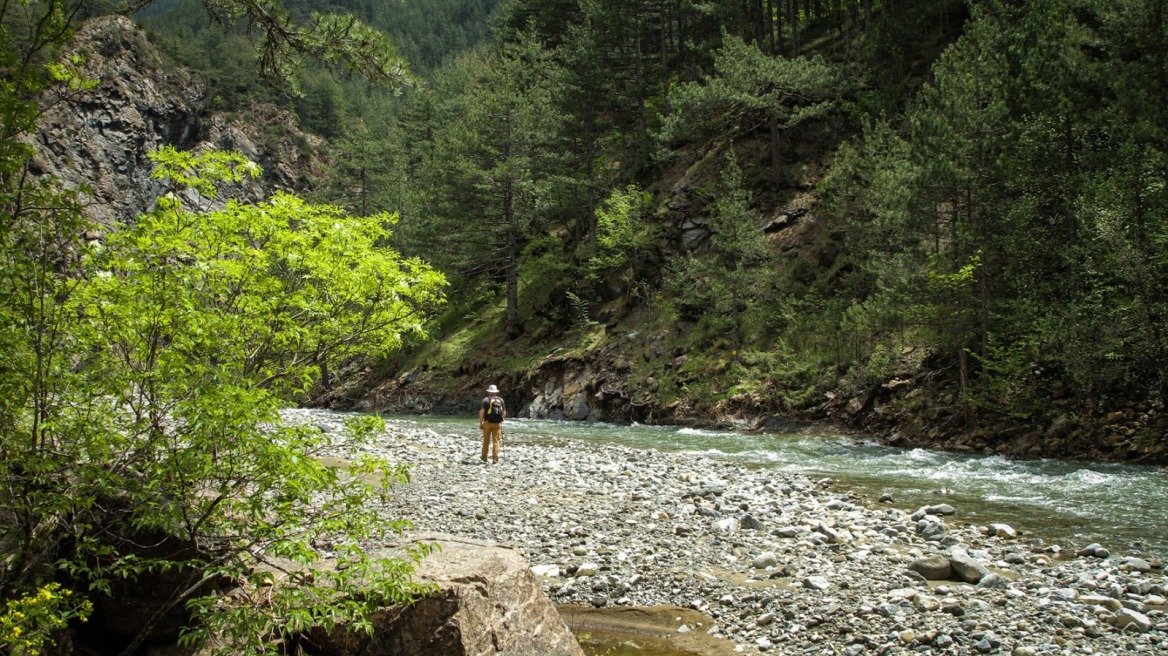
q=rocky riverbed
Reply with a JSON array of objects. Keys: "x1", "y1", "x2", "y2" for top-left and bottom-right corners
[{"x1": 286, "y1": 409, "x2": 1168, "y2": 655}]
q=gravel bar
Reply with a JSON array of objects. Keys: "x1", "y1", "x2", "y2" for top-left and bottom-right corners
[{"x1": 286, "y1": 409, "x2": 1168, "y2": 656}]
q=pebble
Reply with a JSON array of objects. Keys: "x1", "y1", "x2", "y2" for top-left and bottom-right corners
[{"x1": 285, "y1": 409, "x2": 1168, "y2": 656}]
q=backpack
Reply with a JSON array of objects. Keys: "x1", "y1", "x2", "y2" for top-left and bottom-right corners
[{"x1": 484, "y1": 397, "x2": 504, "y2": 423}]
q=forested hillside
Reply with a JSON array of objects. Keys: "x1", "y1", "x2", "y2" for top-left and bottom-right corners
[
  {"x1": 262, "y1": 0, "x2": 1162, "y2": 463},
  {"x1": 130, "y1": 0, "x2": 1168, "y2": 461},
  {"x1": 126, "y1": 0, "x2": 1168, "y2": 461}
]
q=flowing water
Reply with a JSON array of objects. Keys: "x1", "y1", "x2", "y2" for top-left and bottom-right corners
[{"x1": 382, "y1": 414, "x2": 1168, "y2": 559}]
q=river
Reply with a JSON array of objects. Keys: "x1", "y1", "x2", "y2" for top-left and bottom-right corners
[{"x1": 380, "y1": 414, "x2": 1168, "y2": 560}]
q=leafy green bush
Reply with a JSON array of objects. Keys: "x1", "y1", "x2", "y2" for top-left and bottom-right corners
[{"x1": 1, "y1": 149, "x2": 445, "y2": 654}]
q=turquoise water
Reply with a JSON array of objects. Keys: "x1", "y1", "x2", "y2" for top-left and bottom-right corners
[{"x1": 383, "y1": 414, "x2": 1168, "y2": 558}]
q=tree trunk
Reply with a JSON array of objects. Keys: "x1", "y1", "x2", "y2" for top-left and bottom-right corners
[
  {"x1": 634, "y1": 10, "x2": 649, "y2": 161},
  {"x1": 788, "y1": 0, "x2": 800, "y2": 57},
  {"x1": 661, "y1": 0, "x2": 671, "y2": 116},
  {"x1": 775, "y1": 0, "x2": 785, "y2": 56},
  {"x1": 765, "y1": 0, "x2": 776, "y2": 54},
  {"x1": 503, "y1": 110, "x2": 520, "y2": 338},
  {"x1": 769, "y1": 112, "x2": 782, "y2": 184},
  {"x1": 754, "y1": 0, "x2": 766, "y2": 46},
  {"x1": 319, "y1": 356, "x2": 331, "y2": 391},
  {"x1": 586, "y1": 150, "x2": 597, "y2": 249}
]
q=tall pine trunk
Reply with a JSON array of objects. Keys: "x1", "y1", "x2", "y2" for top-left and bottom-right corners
[
  {"x1": 769, "y1": 112, "x2": 782, "y2": 183},
  {"x1": 503, "y1": 109, "x2": 520, "y2": 338}
]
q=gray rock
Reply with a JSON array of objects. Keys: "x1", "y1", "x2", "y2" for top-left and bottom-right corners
[
  {"x1": 739, "y1": 513, "x2": 764, "y2": 531},
  {"x1": 1109, "y1": 608, "x2": 1153, "y2": 633},
  {"x1": 311, "y1": 534, "x2": 586, "y2": 656},
  {"x1": 917, "y1": 518, "x2": 947, "y2": 540},
  {"x1": 1076, "y1": 542, "x2": 1102, "y2": 555},
  {"x1": 977, "y1": 573, "x2": 1010, "y2": 589},
  {"x1": 949, "y1": 550, "x2": 989, "y2": 584},
  {"x1": 941, "y1": 600, "x2": 965, "y2": 616},
  {"x1": 714, "y1": 517, "x2": 739, "y2": 535},
  {"x1": 803, "y1": 576, "x2": 832, "y2": 591},
  {"x1": 752, "y1": 551, "x2": 779, "y2": 569},
  {"x1": 1117, "y1": 556, "x2": 1153, "y2": 572},
  {"x1": 1120, "y1": 598, "x2": 1146, "y2": 612},
  {"x1": 1003, "y1": 552, "x2": 1027, "y2": 564},
  {"x1": 1059, "y1": 614, "x2": 1084, "y2": 628},
  {"x1": 988, "y1": 523, "x2": 1017, "y2": 538},
  {"x1": 926, "y1": 504, "x2": 957, "y2": 516},
  {"x1": 1078, "y1": 595, "x2": 1123, "y2": 611},
  {"x1": 907, "y1": 555, "x2": 952, "y2": 581}
]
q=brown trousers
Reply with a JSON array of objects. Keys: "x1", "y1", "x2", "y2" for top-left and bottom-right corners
[{"x1": 481, "y1": 422, "x2": 502, "y2": 462}]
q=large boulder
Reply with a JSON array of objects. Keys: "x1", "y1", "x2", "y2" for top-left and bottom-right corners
[
  {"x1": 948, "y1": 549, "x2": 989, "y2": 584},
  {"x1": 314, "y1": 534, "x2": 585, "y2": 656},
  {"x1": 907, "y1": 554, "x2": 953, "y2": 581}
]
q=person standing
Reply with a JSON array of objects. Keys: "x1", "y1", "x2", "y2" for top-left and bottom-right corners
[{"x1": 479, "y1": 384, "x2": 506, "y2": 463}]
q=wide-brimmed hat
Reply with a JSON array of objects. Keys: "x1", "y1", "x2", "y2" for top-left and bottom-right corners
[{"x1": 487, "y1": 384, "x2": 499, "y2": 393}]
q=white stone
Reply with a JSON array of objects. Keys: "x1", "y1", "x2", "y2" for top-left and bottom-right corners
[
  {"x1": 803, "y1": 576, "x2": 832, "y2": 591},
  {"x1": 715, "y1": 517, "x2": 740, "y2": 535},
  {"x1": 1109, "y1": 609, "x2": 1153, "y2": 633},
  {"x1": 988, "y1": 523, "x2": 1018, "y2": 538}
]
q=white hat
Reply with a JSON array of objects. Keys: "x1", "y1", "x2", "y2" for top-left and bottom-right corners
[{"x1": 487, "y1": 384, "x2": 499, "y2": 393}]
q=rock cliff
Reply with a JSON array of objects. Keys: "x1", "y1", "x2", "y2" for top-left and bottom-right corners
[{"x1": 30, "y1": 15, "x2": 325, "y2": 226}]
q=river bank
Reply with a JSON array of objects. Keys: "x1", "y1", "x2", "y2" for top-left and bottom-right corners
[{"x1": 287, "y1": 409, "x2": 1167, "y2": 655}]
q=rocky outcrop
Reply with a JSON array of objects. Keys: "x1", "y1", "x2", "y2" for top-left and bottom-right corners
[
  {"x1": 31, "y1": 15, "x2": 324, "y2": 227},
  {"x1": 526, "y1": 364, "x2": 601, "y2": 421},
  {"x1": 314, "y1": 534, "x2": 584, "y2": 656}
]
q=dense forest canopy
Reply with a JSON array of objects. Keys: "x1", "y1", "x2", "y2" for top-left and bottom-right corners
[
  {"x1": 354, "y1": 0, "x2": 1168, "y2": 431},
  {"x1": 138, "y1": 0, "x2": 1168, "y2": 435}
]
